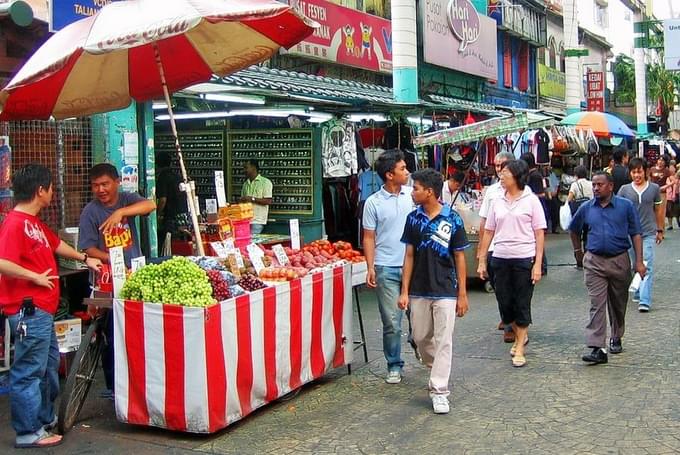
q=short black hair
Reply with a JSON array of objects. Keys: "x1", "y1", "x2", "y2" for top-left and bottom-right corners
[
  {"x1": 592, "y1": 171, "x2": 613, "y2": 183},
  {"x1": 375, "y1": 149, "x2": 405, "y2": 181},
  {"x1": 520, "y1": 152, "x2": 536, "y2": 169},
  {"x1": 628, "y1": 157, "x2": 648, "y2": 172},
  {"x1": 659, "y1": 154, "x2": 670, "y2": 167},
  {"x1": 245, "y1": 159, "x2": 259, "y2": 171},
  {"x1": 412, "y1": 168, "x2": 443, "y2": 199},
  {"x1": 156, "y1": 151, "x2": 172, "y2": 168},
  {"x1": 505, "y1": 159, "x2": 529, "y2": 190},
  {"x1": 612, "y1": 149, "x2": 628, "y2": 164},
  {"x1": 574, "y1": 165, "x2": 588, "y2": 179},
  {"x1": 12, "y1": 164, "x2": 52, "y2": 203},
  {"x1": 89, "y1": 163, "x2": 119, "y2": 181},
  {"x1": 449, "y1": 171, "x2": 465, "y2": 184}
]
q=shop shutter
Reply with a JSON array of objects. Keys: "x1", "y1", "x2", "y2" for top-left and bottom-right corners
[
  {"x1": 518, "y1": 41, "x2": 529, "y2": 92},
  {"x1": 503, "y1": 35, "x2": 512, "y2": 88}
]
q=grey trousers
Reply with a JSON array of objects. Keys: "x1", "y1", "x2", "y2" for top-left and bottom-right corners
[{"x1": 583, "y1": 251, "x2": 632, "y2": 348}]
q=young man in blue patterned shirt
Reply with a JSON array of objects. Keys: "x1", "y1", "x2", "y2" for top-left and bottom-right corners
[{"x1": 398, "y1": 169, "x2": 469, "y2": 414}]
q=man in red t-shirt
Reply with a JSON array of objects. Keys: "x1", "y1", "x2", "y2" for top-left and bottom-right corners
[{"x1": 0, "y1": 165, "x2": 101, "y2": 448}]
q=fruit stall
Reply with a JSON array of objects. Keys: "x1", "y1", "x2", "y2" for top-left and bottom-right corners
[{"x1": 111, "y1": 239, "x2": 367, "y2": 433}]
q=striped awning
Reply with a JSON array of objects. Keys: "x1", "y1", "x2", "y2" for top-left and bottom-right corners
[{"x1": 413, "y1": 114, "x2": 529, "y2": 147}]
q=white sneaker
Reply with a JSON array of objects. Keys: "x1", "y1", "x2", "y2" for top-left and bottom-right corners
[
  {"x1": 431, "y1": 394, "x2": 450, "y2": 414},
  {"x1": 385, "y1": 370, "x2": 402, "y2": 384}
]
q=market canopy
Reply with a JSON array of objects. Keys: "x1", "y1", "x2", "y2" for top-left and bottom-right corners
[
  {"x1": 560, "y1": 111, "x2": 635, "y2": 138},
  {"x1": 413, "y1": 114, "x2": 529, "y2": 147}
]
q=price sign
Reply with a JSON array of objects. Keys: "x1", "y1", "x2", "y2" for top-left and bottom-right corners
[
  {"x1": 130, "y1": 256, "x2": 146, "y2": 273},
  {"x1": 210, "y1": 241, "x2": 229, "y2": 258},
  {"x1": 250, "y1": 255, "x2": 265, "y2": 274},
  {"x1": 246, "y1": 243, "x2": 265, "y2": 260},
  {"x1": 229, "y1": 248, "x2": 245, "y2": 269},
  {"x1": 223, "y1": 238, "x2": 235, "y2": 251},
  {"x1": 214, "y1": 171, "x2": 227, "y2": 207},
  {"x1": 109, "y1": 246, "x2": 126, "y2": 299},
  {"x1": 205, "y1": 199, "x2": 218, "y2": 214},
  {"x1": 289, "y1": 219, "x2": 301, "y2": 250},
  {"x1": 272, "y1": 244, "x2": 290, "y2": 266}
]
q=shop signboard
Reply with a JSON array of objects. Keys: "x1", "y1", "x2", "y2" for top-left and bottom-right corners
[
  {"x1": 664, "y1": 19, "x2": 680, "y2": 71},
  {"x1": 284, "y1": 0, "x2": 392, "y2": 74},
  {"x1": 49, "y1": 0, "x2": 120, "y2": 32},
  {"x1": 421, "y1": 0, "x2": 498, "y2": 80},
  {"x1": 538, "y1": 63, "x2": 565, "y2": 100},
  {"x1": 586, "y1": 71, "x2": 604, "y2": 112}
]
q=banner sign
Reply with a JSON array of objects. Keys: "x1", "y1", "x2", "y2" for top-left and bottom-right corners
[
  {"x1": 586, "y1": 71, "x2": 604, "y2": 112},
  {"x1": 421, "y1": 0, "x2": 498, "y2": 79},
  {"x1": 538, "y1": 64, "x2": 565, "y2": 100},
  {"x1": 49, "y1": 0, "x2": 120, "y2": 32},
  {"x1": 664, "y1": 19, "x2": 680, "y2": 71},
  {"x1": 285, "y1": 0, "x2": 392, "y2": 74}
]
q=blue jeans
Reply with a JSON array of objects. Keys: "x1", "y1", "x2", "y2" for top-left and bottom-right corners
[
  {"x1": 375, "y1": 266, "x2": 405, "y2": 372},
  {"x1": 8, "y1": 308, "x2": 59, "y2": 436},
  {"x1": 631, "y1": 235, "x2": 655, "y2": 308}
]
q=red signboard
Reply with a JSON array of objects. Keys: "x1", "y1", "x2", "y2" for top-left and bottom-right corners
[
  {"x1": 284, "y1": 0, "x2": 392, "y2": 74},
  {"x1": 586, "y1": 71, "x2": 604, "y2": 112}
]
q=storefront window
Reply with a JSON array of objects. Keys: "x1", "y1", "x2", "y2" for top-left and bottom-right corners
[
  {"x1": 548, "y1": 38, "x2": 556, "y2": 69},
  {"x1": 559, "y1": 43, "x2": 565, "y2": 72}
]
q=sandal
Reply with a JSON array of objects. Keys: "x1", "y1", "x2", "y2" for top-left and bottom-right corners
[
  {"x1": 15, "y1": 432, "x2": 63, "y2": 449},
  {"x1": 512, "y1": 355, "x2": 527, "y2": 367},
  {"x1": 510, "y1": 336, "x2": 530, "y2": 357}
]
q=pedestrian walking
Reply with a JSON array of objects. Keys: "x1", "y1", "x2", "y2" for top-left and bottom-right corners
[
  {"x1": 567, "y1": 165, "x2": 594, "y2": 269},
  {"x1": 363, "y1": 150, "x2": 415, "y2": 384},
  {"x1": 398, "y1": 169, "x2": 469, "y2": 414},
  {"x1": 477, "y1": 151, "x2": 515, "y2": 342},
  {"x1": 661, "y1": 163, "x2": 678, "y2": 230},
  {"x1": 0, "y1": 165, "x2": 101, "y2": 448},
  {"x1": 611, "y1": 149, "x2": 631, "y2": 194},
  {"x1": 617, "y1": 158, "x2": 664, "y2": 312},
  {"x1": 478, "y1": 160, "x2": 546, "y2": 367},
  {"x1": 569, "y1": 172, "x2": 645, "y2": 365}
]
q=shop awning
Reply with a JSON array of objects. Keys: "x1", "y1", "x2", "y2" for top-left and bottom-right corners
[
  {"x1": 191, "y1": 65, "x2": 501, "y2": 115},
  {"x1": 413, "y1": 114, "x2": 529, "y2": 147}
]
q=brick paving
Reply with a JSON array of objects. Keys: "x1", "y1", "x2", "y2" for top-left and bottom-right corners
[{"x1": 1, "y1": 232, "x2": 679, "y2": 454}]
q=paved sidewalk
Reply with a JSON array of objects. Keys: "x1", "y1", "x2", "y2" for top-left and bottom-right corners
[{"x1": 1, "y1": 233, "x2": 679, "y2": 454}]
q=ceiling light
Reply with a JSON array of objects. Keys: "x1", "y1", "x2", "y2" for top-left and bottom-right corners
[
  {"x1": 203, "y1": 93, "x2": 265, "y2": 105},
  {"x1": 152, "y1": 102, "x2": 168, "y2": 110},
  {"x1": 347, "y1": 113, "x2": 387, "y2": 122}
]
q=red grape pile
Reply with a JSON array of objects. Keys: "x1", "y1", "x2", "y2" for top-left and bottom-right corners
[
  {"x1": 237, "y1": 274, "x2": 267, "y2": 292},
  {"x1": 206, "y1": 270, "x2": 233, "y2": 301}
]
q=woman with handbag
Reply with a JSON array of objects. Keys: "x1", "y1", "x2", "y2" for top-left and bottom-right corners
[{"x1": 567, "y1": 166, "x2": 593, "y2": 268}]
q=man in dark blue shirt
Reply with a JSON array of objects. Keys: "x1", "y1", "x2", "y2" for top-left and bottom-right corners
[
  {"x1": 398, "y1": 169, "x2": 469, "y2": 414},
  {"x1": 569, "y1": 172, "x2": 645, "y2": 365}
]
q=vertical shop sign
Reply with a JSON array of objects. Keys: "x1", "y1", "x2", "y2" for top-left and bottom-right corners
[
  {"x1": 586, "y1": 71, "x2": 604, "y2": 112},
  {"x1": 284, "y1": 0, "x2": 392, "y2": 74},
  {"x1": 0, "y1": 135, "x2": 11, "y2": 222}
]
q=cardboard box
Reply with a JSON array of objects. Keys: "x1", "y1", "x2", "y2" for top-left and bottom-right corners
[
  {"x1": 54, "y1": 318, "x2": 81, "y2": 353},
  {"x1": 58, "y1": 227, "x2": 87, "y2": 270}
]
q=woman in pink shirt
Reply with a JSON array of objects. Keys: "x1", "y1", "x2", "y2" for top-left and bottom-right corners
[{"x1": 477, "y1": 160, "x2": 546, "y2": 367}]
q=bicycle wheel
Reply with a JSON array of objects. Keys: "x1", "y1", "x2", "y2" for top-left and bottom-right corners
[{"x1": 57, "y1": 319, "x2": 104, "y2": 434}]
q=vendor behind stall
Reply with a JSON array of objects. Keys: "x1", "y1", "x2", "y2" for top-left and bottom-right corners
[
  {"x1": 441, "y1": 171, "x2": 470, "y2": 205},
  {"x1": 239, "y1": 159, "x2": 273, "y2": 235}
]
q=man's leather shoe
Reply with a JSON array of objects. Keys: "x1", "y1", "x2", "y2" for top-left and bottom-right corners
[
  {"x1": 609, "y1": 338, "x2": 623, "y2": 354},
  {"x1": 582, "y1": 348, "x2": 608, "y2": 364}
]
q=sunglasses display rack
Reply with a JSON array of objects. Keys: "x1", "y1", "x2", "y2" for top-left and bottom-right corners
[{"x1": 226, "y1": 129, "x2": 314, "y2": 216}]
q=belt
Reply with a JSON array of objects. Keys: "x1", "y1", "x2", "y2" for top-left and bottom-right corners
[{"x1": 588, "y1": 251, "x2": 626, "y2": 258}]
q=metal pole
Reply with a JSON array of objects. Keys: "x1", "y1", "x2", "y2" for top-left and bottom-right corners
[
  {"x1": 56, "y1": 121, "x2": 66, "y2": 230},
  {"x1": 153, "y1": 43, "x2": 205, "y2": 256}
]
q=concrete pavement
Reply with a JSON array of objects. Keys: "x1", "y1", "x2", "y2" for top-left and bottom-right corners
[{"x1": 1, "y1": 232, "x2": 679, "y2": 454}]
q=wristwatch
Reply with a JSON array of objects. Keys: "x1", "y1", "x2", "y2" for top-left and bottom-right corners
[
  {"x1": 80, "y1": 252, "x2": 89, "y2": 262},
  {"x1": 251, "y1": 197, "x2": 255, "y2": 203}
]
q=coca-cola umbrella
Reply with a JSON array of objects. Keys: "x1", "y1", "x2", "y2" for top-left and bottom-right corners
[{"x1": 0, "y1": 0, "x2": 317, "y2": 255}]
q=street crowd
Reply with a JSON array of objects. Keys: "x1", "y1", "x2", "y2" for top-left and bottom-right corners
[{"x1": 363, "y1": 148, "x2": 667, "y2": 415}]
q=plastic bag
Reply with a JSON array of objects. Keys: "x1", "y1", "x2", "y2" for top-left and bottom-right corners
[{"x1": 560, "y1": 202, "x2": 572, "y2": 231}]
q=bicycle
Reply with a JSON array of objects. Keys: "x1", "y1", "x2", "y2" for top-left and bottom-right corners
[{"x1": 57, "y1": 307, "x2": 109, "y2": 434}]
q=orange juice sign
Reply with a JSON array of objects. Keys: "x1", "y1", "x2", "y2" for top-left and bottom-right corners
[{"x1": 286, "y1": 0, "x2": 392, "y2": 74}]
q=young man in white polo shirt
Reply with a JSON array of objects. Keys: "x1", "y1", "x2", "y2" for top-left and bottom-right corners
[{"x1": 363, "y1": 150, "x2": 414, "y2": 384}]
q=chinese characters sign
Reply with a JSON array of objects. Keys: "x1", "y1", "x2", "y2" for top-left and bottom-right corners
[
  {"x1": 586, "y1": 71, "x2": 604, "y2": 112},
  {"x1": 285, "y1": 0, "x2": 392, "y2": 74}
]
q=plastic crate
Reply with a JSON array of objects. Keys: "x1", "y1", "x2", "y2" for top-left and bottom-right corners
[{"x1": 231, "y1": 219, "x2": 251, "y2": 246}]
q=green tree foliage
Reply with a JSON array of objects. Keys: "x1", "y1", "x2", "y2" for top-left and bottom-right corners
[
  {"x1": 612, "y1": 54, "x2": 636, "y2": 104},
  {"x1": 646, "y1": 55, "x2": 680, "y2": 135}
]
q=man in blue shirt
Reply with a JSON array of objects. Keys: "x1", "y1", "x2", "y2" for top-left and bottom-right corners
[
  {"x1": 363, "y1": 150, "x2": 414, "y2": 384},
  {"x1": 399, "y1": 169, "x2": 469, "y2": 414},
  {"x1": 569, "y1": 172, "x2": 645, "y2": 365}
]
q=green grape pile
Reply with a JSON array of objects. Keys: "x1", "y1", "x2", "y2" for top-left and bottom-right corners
[{"x1": 120, "y1": 256, "x2": 215, "y2": 307}]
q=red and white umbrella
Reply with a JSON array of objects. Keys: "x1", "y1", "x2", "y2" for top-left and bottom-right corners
[{"x1": 0, "y1": 0, "x2": 316, "y2": 255}]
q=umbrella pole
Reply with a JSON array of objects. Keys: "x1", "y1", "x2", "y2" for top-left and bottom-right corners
[{"x1": 153, "y1": 43, "x2": 205, "y2": 256}]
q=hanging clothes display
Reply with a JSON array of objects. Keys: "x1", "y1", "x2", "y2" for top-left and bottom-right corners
[
  {"x1": 535, "y1": 128, "x2": 551, "y2": 165},
  {"x1": 321, "y1": 119, "x2": 358, "y2": 177},
  {"x1": 358, "y1": 169, "x2": 383, "y2": 201}
]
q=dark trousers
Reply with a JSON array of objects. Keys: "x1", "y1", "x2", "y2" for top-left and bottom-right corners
[
  {"x1": 548, "y1": 197, "x2": 560, "y2": 232},
  {"x1": 491, "y1": 257, "x2": 535, "y2": 327},
  {"x1": 488, "y1": 251, "x2": 511, "y2": 333},
  {"x1": 583, "y1": 252, "x2": 632, "y2": 348}
]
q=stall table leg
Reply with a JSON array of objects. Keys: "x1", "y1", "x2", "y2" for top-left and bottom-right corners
[{"x1": 348, "y1": 285, "x2": 368, "y2": 375}]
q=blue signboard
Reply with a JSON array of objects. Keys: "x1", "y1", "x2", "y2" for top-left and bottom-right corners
[{"x1": 49, "y1": 0, "x2": 119, "y2": 32}]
